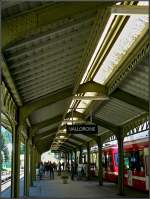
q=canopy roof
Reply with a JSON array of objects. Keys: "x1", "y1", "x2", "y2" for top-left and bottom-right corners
[{"x1": 1, "y1": 1, "x2": 149, "y2": 153}]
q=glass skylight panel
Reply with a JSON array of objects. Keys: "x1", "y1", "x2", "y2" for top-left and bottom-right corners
[
  {"x1": 80, "y1": 15, "x2": 115, "y2": 84},
  {"x1": 76, "y1": 92, "x2": 97, "y2": 113},
  {"x1": 94, "y1": 14, "x2": 148, "y2": 85},
  {"x1": 138, "y1": 1, "x2": 149, "y2": 6}
]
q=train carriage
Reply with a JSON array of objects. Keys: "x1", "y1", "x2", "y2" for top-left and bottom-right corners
[{"x1": 102, "y1": 131, "x2": 149, "y2": 192}]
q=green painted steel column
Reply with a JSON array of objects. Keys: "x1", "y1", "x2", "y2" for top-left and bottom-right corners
[
  {"x1": 97, "y1": 136, "x2": 103, "y2": 186},
  {"x1": 32, "y1": 146, "x2": 36, "y2": 182},
  {"x1": 13, "y1": 125, "x2": 20, "y2": 198},
  {"x1": 87, "y1": 142, "x2": 90, "y2": 180},
  {"x1": 30, "y1": 146, "x2": 34, "y2": 186},
  {"x1": 117, "y1": 134, "x2": 124, "y2": 195},
  {"x1": 24, "y1": 139, "x2": 30, "y2": 196}
]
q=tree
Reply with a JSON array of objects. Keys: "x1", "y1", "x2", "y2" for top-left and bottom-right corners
[
  {"x1": 0, "y1": 132, "x2": 9, "y2": 169},
  {"x1": 0, "y1": 130, "x2": 9, "y2": 193}
]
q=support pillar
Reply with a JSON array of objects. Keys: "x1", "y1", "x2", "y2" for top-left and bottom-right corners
[
  {"x1": 13, "y1": 125, "x2": 20, "y2": 198},
  {"x1": 32, "y1": 146, "x2": 36, "y2": 182},
  {"x1": 24, "y1": 139, "x2": 30, "y2": 196},
  {"x1": 97, "y1": 136, "x2": 103, "y2": 186},
  {"x1": 30, "y1": 145, "x2": 36, "y2": 185},
  {"x1": 30, "y1": 146, "x2": 34, "y2": 186},
  {"x1": 116, "y1": 133, "x2": 124, "y2": 196},
  {"x1": 87, "y1": 142, "x2": 90, "y2": 180}
]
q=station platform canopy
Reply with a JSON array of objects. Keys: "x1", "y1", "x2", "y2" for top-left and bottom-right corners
[{"x1": 1, "y1": 1, "x2": 149, "y2": 154}]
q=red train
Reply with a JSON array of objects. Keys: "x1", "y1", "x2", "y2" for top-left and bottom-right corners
[{"x1": 102, "y1": 131, "x2": 149, "y2": 192}]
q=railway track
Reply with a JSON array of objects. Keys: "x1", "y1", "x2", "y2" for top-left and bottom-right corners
[{"x1": 1, "y1": 173, "x2": 24, "y2": 192}]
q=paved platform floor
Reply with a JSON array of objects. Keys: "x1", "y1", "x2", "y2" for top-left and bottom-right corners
[
  {"x1": 27, "y1": 173, "x2": 149, "y2": 199},
  {"x1": 1, "y1": 173, "x2": 149, "y2": 199}
]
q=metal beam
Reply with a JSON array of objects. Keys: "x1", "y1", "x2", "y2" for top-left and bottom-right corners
[
  {"x1": 34, "y1": 127, "x2": 58, "y2": 140},
  {"x1": 63, "y1": 140, "x2": 78, "y2": 148},
  {"x1": 111, "y1": 5, "x2": 148, "y2": 16},
  {"x1": 9, "y1": 46, "x2": 83, "y2": 71},
  {"x1": 63, "y1": 143, "x2": 75, "y2": 150},
  {"x1": 35, "y1": 137, "x2": 54, "y2": 145},
  {"x1": 32, "y1": 114, "x2": 63, "y2": 130},
  {"x1": 37, "y1": 133, "x2": 56, "y2": 141},
  {"x1": 59, "y1": 144, "x2": 74, "y2": 151},
  {"x1": 91, "y1": 116, "x2": 120, "y2": 133},
  {"x1": 1, "y1": 55, "x2": 22, "y2": 106},
  {"x1": 71, "y1": 135, "x2": 87, "y2": 145},
  {"x1": 11, "y1": 54, "x2": 80, "y2": 77},
  {"x1": 111, "y1": 88, "x2": 149, "y2": 112},
  {"x1": 73, "y1": 96, "x2": 109, "y2": 100},
  {"x1": 81, "y1": 134, "x2": 97, "y2": 141},
  {"x1": 64, "y1": 140, "x2": 80, "y2": 147},
  {"x1": 66, "y1": 110, "x2": 84, "y2": 119},
  {"x1": 2, "y1": 2, "x2": 112, "y2": 48},
  {"x1": 6, "y1": 17, "x2": 91, "y2": 58},
  {"x1": 19, "y1": 86, "x2": 73, "y2": 123},
  {"x1": 77, "y1": 80, "x2": 107, "y2": 95},
  {"x1": 58, "y1": 146, "x2": 70, "y2": 152}
]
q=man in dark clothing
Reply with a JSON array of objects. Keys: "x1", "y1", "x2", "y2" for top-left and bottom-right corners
[
  {"x1": 49, "y1": 162, "x2": 54, "y2": 180},
  {"x1": 71, "y1": 162, "x2": 75, "y2": 180}
]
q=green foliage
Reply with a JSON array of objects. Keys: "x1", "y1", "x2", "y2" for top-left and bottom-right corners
[{"x1": 0, "y1": 132, "x2": 9, "y2": 163}]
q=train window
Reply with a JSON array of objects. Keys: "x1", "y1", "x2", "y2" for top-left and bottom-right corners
[
  {"x1": 114, "y1": 153, "x2": 118, "y2": 166},
  {"x1": 129, "y1": 151, "x2": 141, "y2": 171},
  {"x1": 102, "y1": 154, "x2": 105, "y2": 167},
  {"x1": 107, "y1": 155, "x2": 113, "y2": 169},
  {"x1": 124, "y1": 157, "x2": 129, "y2": 169}
]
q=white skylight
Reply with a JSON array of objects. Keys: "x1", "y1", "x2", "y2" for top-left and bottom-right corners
[
  {"x1": 76, "y1": 92, "x2": 97, "y2": 113},
  {"x1": 93, "y1": 14, "x2": 148, "y2": 85},
  {"x1": 138, "y1": 1, "x2": 149, "y2": 6},
  {"x1": 80, "y1": 15, "x2": 115, "y2": 84}
]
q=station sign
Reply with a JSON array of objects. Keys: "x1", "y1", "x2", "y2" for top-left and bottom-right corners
[{"x1": 66, "y1": 124, "x2": 98, "y2": 134}]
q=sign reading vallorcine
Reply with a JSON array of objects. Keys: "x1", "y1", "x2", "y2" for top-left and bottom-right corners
[{"x1": 66, "y1": 124, "x2": 98, "y2": 134}]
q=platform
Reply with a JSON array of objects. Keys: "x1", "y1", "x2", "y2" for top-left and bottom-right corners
[{"x1": 28, "y1": 173, "x2": 149, "y2": 199}]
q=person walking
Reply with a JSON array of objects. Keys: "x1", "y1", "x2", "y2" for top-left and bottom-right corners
[
  {"x1": 49, "y1": 162, "x2": 54, "y2": 180},
  {"x1": 71, "y1": 162, "x2": 75, "y2": 180},
  {"x1": 39, "y1": 162, "x2": 44, "y2": 180}
]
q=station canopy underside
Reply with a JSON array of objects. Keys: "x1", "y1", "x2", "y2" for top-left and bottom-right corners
[{"x1": 1, "y1": 1, "x2": 149, "y2": 154}]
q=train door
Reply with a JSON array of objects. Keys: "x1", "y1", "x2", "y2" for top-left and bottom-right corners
[{"x1": 144, "y1": 148, "x2": 149, "y2": 191}]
